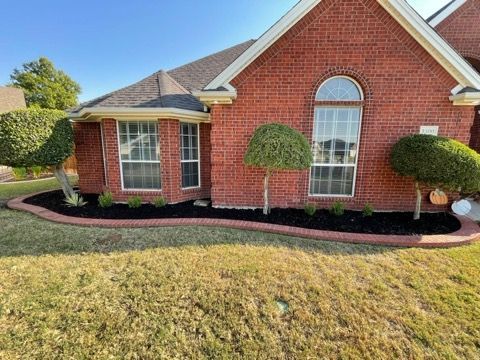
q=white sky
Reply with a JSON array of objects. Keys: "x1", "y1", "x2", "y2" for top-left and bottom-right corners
[{"x1": 408, "y1": 0, "x2": 453, "y2": 18}]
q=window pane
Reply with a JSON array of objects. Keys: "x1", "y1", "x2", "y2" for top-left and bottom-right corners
[
  {"x1": 180, "y1": 122, "x2": 200, "y2": 188},
  {"x1": 310, "y1": 166, "x2": 354, "y2": 196},
  {"x1": 122, "y1": 162, "x2": 161, "y2": 190},
  {"x1": 312, "y1": 107, "x2": 361, "y2": 166},
  {"x1": 181, "y1": 162, "x2": 199, "y2": 188},
  {"x1": 119, "y1": 121, "x2": 161, "y2": 189},
  {"x1": 316, "y1": 77, "x2": 362, "y2": 101}
]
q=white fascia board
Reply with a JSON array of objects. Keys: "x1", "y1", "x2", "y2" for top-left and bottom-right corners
[
  {"x1": 205, "y1": 0, "x2": 322, "y2": 90},
  {"x1": 69, "y1": 107, "x2": 210, "y2": 122},
  {"x1": 378, "y1": 0, "x2": 480, "y2": 89},
  {"x1": 207, "y1": 0, "x2": 480, "y2": 92},
  {"x1": 449, "y1": 91, "x2": 480, "y2": 105},
  {"x1": 428, "y1": 0, "x2": 467, "y2": 27},
  {"x1": 192, "y1": 90, "x2": 237, "y2": 106}
]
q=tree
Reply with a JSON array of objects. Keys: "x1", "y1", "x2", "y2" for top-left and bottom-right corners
[
  {"x1": 391, "y1": 134, "x2": 480, "y2": 220},
  {"x1": 244, "y1": 123, "x2": 313, "y2": 215},
  {"x1": 0, "y1": 109, "x2": 75, "y2": 197},
  {"x1": 9, "y1": 57, "x2": 81, "y2": 110}
]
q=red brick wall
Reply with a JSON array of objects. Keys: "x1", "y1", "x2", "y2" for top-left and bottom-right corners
[
  {"x1": 75, "y1": 119, "x2": 211, "y2": 203},
  {"x1": 210, "y1": 0, "x2": 475, "y2": 211},
  {"x1": 434, "y1": 0, "x2": 480, "y2": 65},
  {"x1": 73, "y1": 122, "x2": 105, "y2": 193}
]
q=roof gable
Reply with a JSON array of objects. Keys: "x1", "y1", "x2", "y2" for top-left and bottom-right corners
[{"x1": 205, "y1": 0, "x2": 480, "y2": 91}]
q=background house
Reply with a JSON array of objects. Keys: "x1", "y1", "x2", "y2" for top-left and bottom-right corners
[{"x1": 0, "y1": 86, "x2": 26, "y2": 182}]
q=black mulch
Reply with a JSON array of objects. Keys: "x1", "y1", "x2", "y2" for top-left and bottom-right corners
[{"x1": 23, "y1": 190, "x2": 461, "y2": 236}]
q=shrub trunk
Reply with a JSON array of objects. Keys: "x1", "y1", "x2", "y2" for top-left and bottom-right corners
[
  {"x1": 53, "y1": 164, "x2": 74, "y2": 198},
  {"x1": 414, "y1": 181, "x2": 422, "y2": 220},
  {"x1": 263, "y1": 170, "x2": 272, "y2": 215}
]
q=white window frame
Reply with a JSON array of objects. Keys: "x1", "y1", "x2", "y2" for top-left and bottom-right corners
[
  {"x1": 180, "y1": 122, "x2": 201, "y2": 190},
  {"x1": 309, "y1": 76, "x2": 364, "y2": 198},
  {"x1": 116, "y1": 120, "x2": 162, "y2": 192}
]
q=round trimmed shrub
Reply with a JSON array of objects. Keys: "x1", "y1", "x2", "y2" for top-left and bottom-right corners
[
  {"x1": 391, "y1": 134, "x2": 480, "y2": 219},
  {"x1": 244, "y1": 123, "x2": 312, "y2": 171},
  {"x1": 0, "y1": 108, "x2": 73, "y2": 167},
  {"x1": 244, "y1": 123, "x2": 313, "y2": 214},
  {"x1": 0, "y1": 108, "x2": 74, "y2": 197}
]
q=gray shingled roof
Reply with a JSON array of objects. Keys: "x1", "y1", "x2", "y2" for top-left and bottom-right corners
[
  {"x1": 168, "y1": 40, "x2": 255, "y2": 91},
  {"x1": 73, "y1": 40, "x2": 255, "y2": 113}
]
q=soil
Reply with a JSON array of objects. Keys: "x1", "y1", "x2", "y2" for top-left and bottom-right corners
[{"x1": 23, "y1": 190, "x2": 461, "y2": 235}]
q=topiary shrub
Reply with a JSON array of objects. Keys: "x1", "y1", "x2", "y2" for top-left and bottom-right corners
[
  {"x1": 244, "y1": 123, "x2": 313, "y2": 215},
  {"x1": 0, "y1": 108, "x2": 74, "y2": 197},
  {"x1": 391, "y1": 134, "x2": 480, "y2": 220}
]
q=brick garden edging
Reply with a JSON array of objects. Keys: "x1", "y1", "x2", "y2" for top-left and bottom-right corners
[{"x1": 7, "y1": 194, "x2": 480, "y2": 248}]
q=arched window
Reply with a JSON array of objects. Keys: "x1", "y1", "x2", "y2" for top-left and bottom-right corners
[{"x1": 310, "y1": 76, "x2": 363, "y2": 196}]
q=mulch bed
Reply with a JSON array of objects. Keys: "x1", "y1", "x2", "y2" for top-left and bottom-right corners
[{"x1": 23, "y1": 190, "x2": 461, "y2": 236}]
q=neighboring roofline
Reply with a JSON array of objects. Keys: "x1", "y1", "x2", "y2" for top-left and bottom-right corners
[
  {"x1": 69, "y1": 107, "x2": 210, "y2": 122},
  {"x1": 205, "y1": 0, "x2": 480, "y2": 92},
  {"x1": 428, "y1": 0, "x2": 466, "y2": 27}
]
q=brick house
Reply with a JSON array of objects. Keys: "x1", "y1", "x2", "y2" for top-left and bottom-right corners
[{"x1": 70, "y1": 0, "x2": 480, "y2": 211}]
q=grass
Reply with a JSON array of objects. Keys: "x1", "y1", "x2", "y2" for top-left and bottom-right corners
[
  {"x1": 0, "y1": 180, "x2": 479, "y2": 357},
  {"x1": 0, "y1": 206, "x2": 479, "y2": 358},
  {"x1": 0, "y1": 175, "x2": 78, "y2": 201}
]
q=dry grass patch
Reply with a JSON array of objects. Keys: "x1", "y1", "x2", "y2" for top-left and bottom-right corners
[{"x1": 0, "y1": 209, "x2": 479, "y2": 358}]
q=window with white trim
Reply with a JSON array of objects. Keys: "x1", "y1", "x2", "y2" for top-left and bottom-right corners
[
  {"x1": 118, "y1": 121, "x2": 161, "y2": 190},
  {"x1": 180, "y1": 122, "x2": 200, "y2": 188},
  {"x1": 310, "y1": 77, "x2": 363, "y2": 196}
]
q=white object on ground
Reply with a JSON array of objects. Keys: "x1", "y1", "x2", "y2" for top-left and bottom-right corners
[{"x1": 451, "y1": 200, "x2": 472, "y2": 216}]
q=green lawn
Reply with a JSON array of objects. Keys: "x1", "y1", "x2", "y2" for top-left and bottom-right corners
[
  {"x1": 0, "y1": 175, "x2": 78, "y2": 201},
  {"x1": 0, "y1": 204, "x2": 479, "y2": 358}
]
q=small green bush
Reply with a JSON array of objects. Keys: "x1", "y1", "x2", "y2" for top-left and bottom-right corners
[
  {"x1": 363, "y1": 203, "x2": 374, "y2": 217},
  {"x1": 127, "y1": 196, "x2": 142, "y2": 209},
  {"x1": 31, "y1": 166, "x2": 43, "y2": 179},
  {"x1": 98, "y1": 191, "x2": 113, "y2": 208},
  {"x1": 12, "y1": 167, "x2": 27, "y2": 180},
  {"x1": 304, "y1": 203, "x2": 317, "y2": 217},
  {"x1": 330, "y1": 201, "x2": 345, "y2": 216},
  {"x1": 152, "y1": 196, "x2": 167, "y2": 208},
  {"x1": 64, "y1": 193, "x2": 87, "y2": 207}
]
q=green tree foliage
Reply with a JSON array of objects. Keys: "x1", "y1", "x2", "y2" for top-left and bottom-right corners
[
  {"x1": 391, "y1": 134, "x2": 480, "y2": 219},
  {"x1": 244, "y1": 123, "x2": 313, "y2": 214},
  {"x1": 0, "y1": 109, "x2": 75, "y2": 197},
  {"x1": 9, "y1": 57, "x2": 81, "y2": 110}
]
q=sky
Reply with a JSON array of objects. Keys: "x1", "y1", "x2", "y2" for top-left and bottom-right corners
[{"x1": 0, "y1": 0, "x2": 452, "y2": 102}]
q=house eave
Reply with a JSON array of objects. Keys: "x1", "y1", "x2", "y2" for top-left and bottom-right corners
[
  {"x1": 68, "y1": 107, "x2": 211, "y2": 122},
  {"x1": 449, "y1": 92, "x2": 480, "y2": 106},
  {"x1": 192, "y1": 90, "x2": 238, "y2": 106}
]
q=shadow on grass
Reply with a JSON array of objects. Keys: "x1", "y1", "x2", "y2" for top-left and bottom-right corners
[{"x1": 0, "y1": 208, "x2": 408, "y2": 259}]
